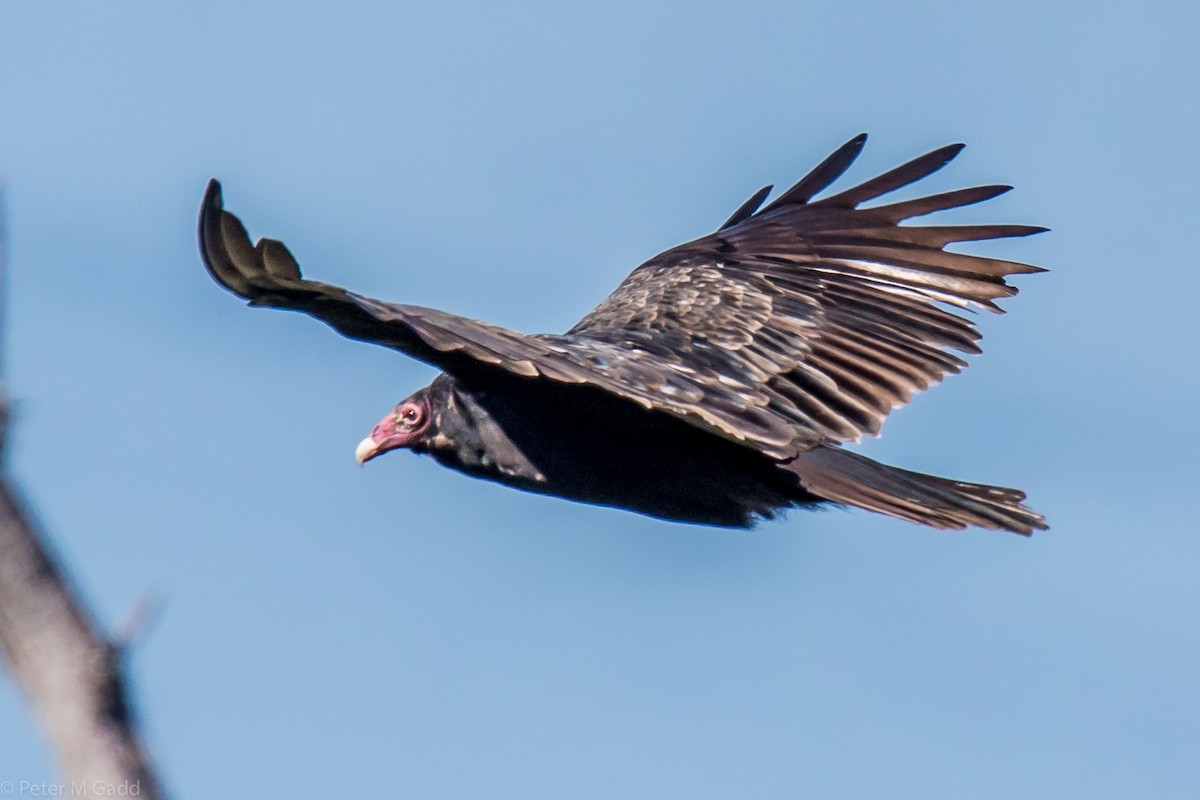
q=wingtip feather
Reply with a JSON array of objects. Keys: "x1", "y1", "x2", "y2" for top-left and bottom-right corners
[
  {"x1": 760, "y1": 133, "x2": 871, "y2": 214},
  {"x1": 719, "y1": 184, "x2": 774, "y2": 230},
  {"x1": 204, "y1": 178, "x2": 223, "y2": 207}
]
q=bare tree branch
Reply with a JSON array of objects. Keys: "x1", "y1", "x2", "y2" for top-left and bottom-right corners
[{"x1": 0, "y1": 185, "x2": 164, "y2": 799}]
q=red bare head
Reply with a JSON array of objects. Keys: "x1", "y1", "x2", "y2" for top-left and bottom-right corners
[{"x1": 354, "y1": 390, "x2": 433, "y2": 465}]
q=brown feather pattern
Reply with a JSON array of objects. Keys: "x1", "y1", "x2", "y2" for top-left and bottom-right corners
[{"x1": 568, "y1": 138, "x2": 1045, "y2": 453}]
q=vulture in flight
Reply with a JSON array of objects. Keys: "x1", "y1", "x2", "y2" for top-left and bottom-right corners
[{"x1": 199, "y1": 134, "x2": 1047, "y2": 534}]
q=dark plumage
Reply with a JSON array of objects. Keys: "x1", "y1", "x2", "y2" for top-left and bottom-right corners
[{"x1": 199, "y1": 135, "x2": 1048, "y2": 533}]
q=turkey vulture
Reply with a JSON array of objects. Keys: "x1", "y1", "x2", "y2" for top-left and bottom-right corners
[{"x1": 199, "y1": 135, "x2": 1048, "y2": 533}]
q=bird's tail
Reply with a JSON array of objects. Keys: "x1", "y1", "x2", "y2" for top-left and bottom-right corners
[{"x1": 785, "y1": 446, "x2": 1047, "y2": 535}]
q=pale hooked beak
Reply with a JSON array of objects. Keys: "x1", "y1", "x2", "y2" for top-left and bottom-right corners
[{"x1": 354, "y1": 436, "x2": 380, "y2": 465}]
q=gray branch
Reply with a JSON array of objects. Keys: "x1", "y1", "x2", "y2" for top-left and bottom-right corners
[{"x1": 0, "y1": 186, "x2": 164, "y2": 798}]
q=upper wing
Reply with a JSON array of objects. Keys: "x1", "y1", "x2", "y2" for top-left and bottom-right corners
[
  {"x1": 569, "y1": 134, "x2": 1045, "y2": 454},
  {"x1": 198, "y1": 180, "x2": 799, "y2": 450}
]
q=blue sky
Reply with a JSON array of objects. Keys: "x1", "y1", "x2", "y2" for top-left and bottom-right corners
[{"x1": 1, "y1": 1, "x2": 1197, "y2": 797}]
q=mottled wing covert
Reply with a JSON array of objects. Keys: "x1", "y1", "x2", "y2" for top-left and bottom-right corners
[{"x1": 569, "y1": 134, "x2": 1045, "y2": 455}]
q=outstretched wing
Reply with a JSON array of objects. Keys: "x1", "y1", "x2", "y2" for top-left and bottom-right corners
[
  {"x1": 200, "y1": 179, "x2": 574, "y2": 379},
  {"x1": 199, "y1": 180, "x2": 798, "y2": 450},
  {"x1": 570, "y1": 134, "x2": 1045, "y2": 453}
]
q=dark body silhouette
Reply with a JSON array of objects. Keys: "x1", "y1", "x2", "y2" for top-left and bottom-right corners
[{"x1": 199, "y1": 135, "x2": 1047, "y2": 533}]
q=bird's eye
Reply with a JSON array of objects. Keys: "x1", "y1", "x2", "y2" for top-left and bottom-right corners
[{"x1": 398, "y1": 403, "x2": 423, "y2": 427}]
